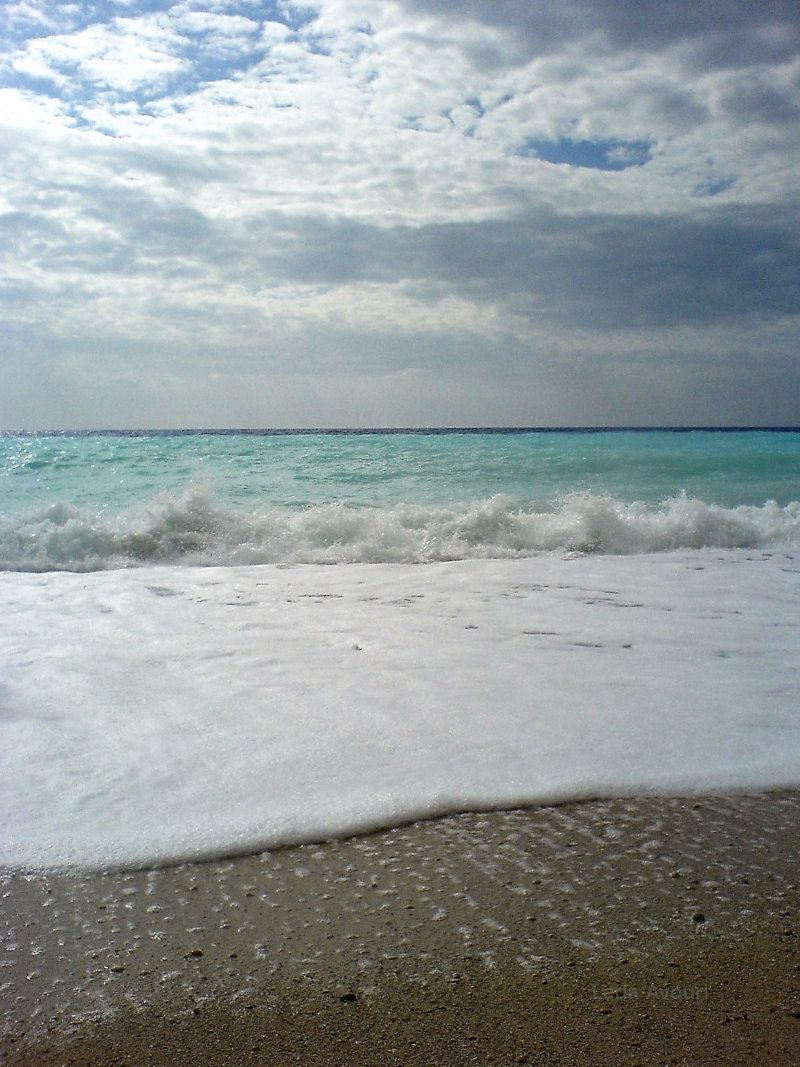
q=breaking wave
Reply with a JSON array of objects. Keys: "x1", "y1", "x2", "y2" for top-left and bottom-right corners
[{"x1": 2, "y1": 489, "x2": 799, "y2": 572}]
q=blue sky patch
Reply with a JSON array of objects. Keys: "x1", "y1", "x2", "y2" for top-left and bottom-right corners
[
  {"x1": 521, "y1": 137, "x2": 653, "y2": 171},
  {"x1": 693, "y1": 176, "x2": 737, "y2": 198}
]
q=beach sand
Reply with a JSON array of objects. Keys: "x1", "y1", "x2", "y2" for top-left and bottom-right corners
[{"x1": 2, "y1": 792, "x2": 799, "y2": 1065}]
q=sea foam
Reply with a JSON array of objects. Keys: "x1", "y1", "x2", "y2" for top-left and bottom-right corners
[
  {"x1": 1, "y1": 489, "x2": 798, "y2": 572},
  {"x1": 2, "y1": 551, "x2": 799, "y2": 870}
]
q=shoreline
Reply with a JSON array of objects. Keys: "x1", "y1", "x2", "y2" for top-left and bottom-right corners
[{"x1": 2, "y1": 792, "x2": 799, "y2": 1065}]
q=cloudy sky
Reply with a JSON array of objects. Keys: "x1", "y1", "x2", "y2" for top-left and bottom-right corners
[{"x1": 2, "y1": 0, "x2": 799, "y2": 429}]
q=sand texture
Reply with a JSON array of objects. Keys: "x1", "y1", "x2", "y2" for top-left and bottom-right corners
[{"x1": 2, "y1": 792, "x2": 799, "y2": 1065}]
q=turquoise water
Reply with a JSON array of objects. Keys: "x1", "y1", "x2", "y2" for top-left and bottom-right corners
[
  {"x1": 1, "y1": 429, "x2": 798, "y2": 569},
  {"x1": 3, "y1": 429, "x2": 799, "y2": 510}
]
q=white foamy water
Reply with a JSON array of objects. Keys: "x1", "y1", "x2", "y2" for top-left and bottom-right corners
[
  {"x1": 3, "y1": 491, "x2": 800, "y2": 571},
  {"x1": 2, "y1": 550, "x2": 799, "y2": 870}
]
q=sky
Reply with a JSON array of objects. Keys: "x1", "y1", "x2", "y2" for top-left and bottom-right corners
[{"x1": 1, "y1": 0, "x2": 799, "y2": 429}]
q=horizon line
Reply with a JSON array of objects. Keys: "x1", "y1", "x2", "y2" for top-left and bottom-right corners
[{"x1": 2, "y1": 425, "x2": 799, "y2": 437}]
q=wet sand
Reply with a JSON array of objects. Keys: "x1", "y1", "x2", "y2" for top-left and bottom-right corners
[{"x1": 2, "y1": 792, "x2": 799, "y2": 1065}]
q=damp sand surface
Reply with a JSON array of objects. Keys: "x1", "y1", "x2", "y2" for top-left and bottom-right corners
[{"x1": 2, "y1": 793, "x2": 799, "y2": 1065}]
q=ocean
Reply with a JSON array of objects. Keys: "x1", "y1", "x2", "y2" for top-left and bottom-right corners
[
  {"x1": 1, "y1": 428, "x2": 799, "y2": 870},
  {"x1": 2, "y1": 428, "x2": 800, "y2": 569}
]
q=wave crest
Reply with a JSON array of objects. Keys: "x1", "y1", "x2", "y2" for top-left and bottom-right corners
[{"x1": 2, "y1": 490, "x2": 798, "y2": 571}]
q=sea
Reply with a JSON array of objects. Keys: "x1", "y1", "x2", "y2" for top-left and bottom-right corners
[
  {"x1": 1, "y1": 428, "x2": 799, "y2": 870},
  {"x1": 2, "y1": 428, "x2": 800, "y2": 568}
]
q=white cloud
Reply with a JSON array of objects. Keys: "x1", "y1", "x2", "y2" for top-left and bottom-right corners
[{"x1": 1, "y1": 0, "x2": 799, "y2": 428}]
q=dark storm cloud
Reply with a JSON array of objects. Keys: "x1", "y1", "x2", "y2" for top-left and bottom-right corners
[
  {"x1": 244, "y1": 205, "x2": 800, "y2": 332},
  {"x1": 12, "y1": 181, "x2": 796, "y2": 335},
  {"x1": 398, "y1": 0, "x2": 800, "y2": 69}
]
